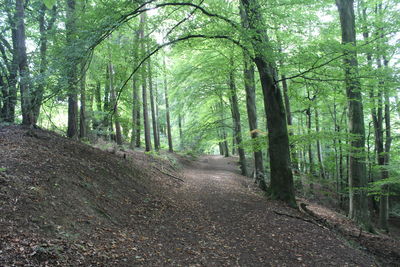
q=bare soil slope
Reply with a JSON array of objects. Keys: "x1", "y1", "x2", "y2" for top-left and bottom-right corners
[{"x1": 0, "y1": 125, "x2": 398, "y2": 266}]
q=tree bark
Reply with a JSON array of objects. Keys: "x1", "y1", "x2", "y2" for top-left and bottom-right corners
[
  {"x1": 281, "y1": 75, "x2": 298, "y2": 170},
  {"x1": 239, "y1": 6, "x2": 266, "y2": 189},
  {"x1": 92, "y1": 81, "x2": 102, "y2": 131},
  {"x1": 79, "y1": 67, "x2": 87, "y2": 139},
  {"x1": 0, "y1": 17, "x2": 18, "y2": 123},
  {"x1": 379, "y1": 56, "x2": 391, "y2": 231},
  {"x1": 148, "y1": 55, "x2": 160, "y2": 150},
  {"x1": 164, "y1": 57, "x2": 173, "y2": 152},
  {"x1": 315, "y1": 108, "x2": 325, "y2": 179},
  {"x1": 15, "y1": 0, "x2": 33, "y2": 125},
  {"x1": 66, "y1": 0, "x2": 78, "y2": 138},
  {"x1": 130, "y1": 28, "x2": 141, "y2": 148},
  {"x1": 103, "y1": 65, "x2": 111, "y2": 139},
  {"x1": 336, "y1": 0, "x2": 371, "y2": 230},
  {"x1": 33, "y1": 4, "x2": 57, "y2": 124},
  {"x1": 136, "y1": 97, "x2": 141, "y2": 148},
  {"x1": 109, "y1": 62, "x2": 122, "y2": 145},
  {"x1": 241, "y1": 0, "x2": 296, "y2": 207},
  {"x1": 228, "y1": 69, "x2": 248, "y2": 177},
  {"x1": 178, "y1": 113, "x2": 183, "y2": 150},
  {"x1": 140, "y1": 13, "x2": 152, "y2": 151}
]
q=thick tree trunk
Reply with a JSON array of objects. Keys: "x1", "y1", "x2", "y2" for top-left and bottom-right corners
[
  {"x1": 241, "y1": 0, "x2": 296, "y2": 207},
  {"x1": 228, "y1": 70, "x2": 248, "y2": 177},
  {"x1": 336, "y1": 0, "x2": 371, "y2": 230}
]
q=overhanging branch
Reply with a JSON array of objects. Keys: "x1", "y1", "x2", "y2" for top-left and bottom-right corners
[{"x1": 111, "y1": 34, "x2": 246, "y2": 116}]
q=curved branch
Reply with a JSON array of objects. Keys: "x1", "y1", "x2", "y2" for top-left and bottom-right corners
[
  {"x1": 88, "y1": 0, "x2": 238, "y2": 51},
  {"x1": 110, "y1": 34, "x2": 246, "y2": 116}
]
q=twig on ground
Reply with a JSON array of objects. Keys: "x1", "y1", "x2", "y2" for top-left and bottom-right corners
[
  {"x1": 153, "y1": 166, "x2": 185, "y2": 182},
  {"x1": 273, "y1": 210, "x2": 323, "y2": 227}
]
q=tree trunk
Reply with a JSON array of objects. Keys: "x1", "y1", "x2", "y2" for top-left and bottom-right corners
[
  {"x1": 228, "y1": 70, "x2": 248, "y2": 177},
  {"x1": 136, "y1": 98, "x2": 141, "y2": 148},
  {"x1": 103, "y1": 65, "x2": 111, "y2": 139},
  {"x1": 281, "y1": 75, "x2": 298, "y2": 170},
  {"x1": 148, "y1": 55, "x2": 159, "y2": 150},
  {"x1": 306, "y1": 107, "x2": 314, "y2": 176},
  {"x1": 0, "y1": 18, "x2": 18, "y2": 123},
  {"x1": 379, "y1": 56, "x2": 391, "y2": 231},
  {"x1": 79, "y1": 67, "x2": 87, "y2": 139},
  {"x1": 164, "y1": 57, "x2": 173, "y2": 152},
  {"x1": 140, "y1": 13, "x2": 151, "y2": 151},
  {"x1": 33, "y1": 4, "x2": 56, "y2": 124},
  {"x1": 155, "y1": 80, "x2": 161, "y2": 148},
  {"x1": 336, "y1": 0, "x2": 371, "y2": 230},
  {"x1": 131, "y1": 76, "x2": 139, "y2": 148},
  {"x1": 241, "y1": 0, "x2": 295, "y2": 206},
  {"x1": 92, "y1": 81, "x2": 102, "y2": 131},
  {"x1": 130, "y1": 28, "x2": 141, "y2": 148},
  {"x1": 239, "y1": 6, "x2": 266, "y2": 189},
  {"x1": 109, "y1": 62, "x2": 122, "y2": 145},
  {"x1": 178, "y1": 113, "x2": 183, "y2": 150},
  {"x1": 66, "y1": 0, "x2": 78, "y2": 138},
  {"x1": 223, "y1": 129, "x2": 229, "y2": 157},
  {"x1": 315, "y1": 108, "x2": 325, "y2": 179},
  {"x1": 15, "y1": 0, "x2": 33, "y2": 125},
  {"x1": 218, "y1": 95, "x2": 229, "y2": 157}
]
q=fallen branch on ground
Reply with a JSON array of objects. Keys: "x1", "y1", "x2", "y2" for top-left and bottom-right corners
[
  {"x1": 153, "y1": 166, "x2": 185, "y2": 182},
  {"x1": 273, "y1": 210, "x2": 325, "y2": 228}
]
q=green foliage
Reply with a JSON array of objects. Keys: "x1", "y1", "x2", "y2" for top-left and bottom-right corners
[{"x1": 43, "y1": 0, "x2": 56, "y2": 9}]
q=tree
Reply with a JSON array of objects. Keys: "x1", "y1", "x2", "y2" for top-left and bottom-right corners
[
  {"x1": 228, "y1": 65, "x2": 248, "y2": 177},
  {"x1": 164, "y1": 57, "x2": 173, "y2": 153},
  {"x1": 241, "y1": 0, "x2": 296, "y2": 207},
  {"x1": 140, "y1": 13, "x2": 152, "y2": 151},
  {"x1": 15, "y1": 0, "x2": 33, "y2": 125},
  {"x1": 239, "y1": 4, "x2": 266, "y2": 190},
  {"x1": 66, "y1": 0, "x2": 78, "y2": 138},
  {"x1": 148, "y1": 54, "x2": 160, "y2": 150},
  {"x1": 335, "y1": 0, "x2": 371, "y2": 230}
]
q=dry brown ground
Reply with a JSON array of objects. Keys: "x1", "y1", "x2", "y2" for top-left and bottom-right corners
[{"x1": 1, "y1": 125, "x2": 399, "y2": 266}]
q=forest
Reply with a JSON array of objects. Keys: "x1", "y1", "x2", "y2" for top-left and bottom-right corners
[{"x1": 1, "y1": 0, "x2": 400, "y2": 265}]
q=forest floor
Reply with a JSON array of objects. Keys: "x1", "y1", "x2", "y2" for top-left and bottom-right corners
[{"x1": 1, "y1": 125, "x2": 400, "y2": 266}]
